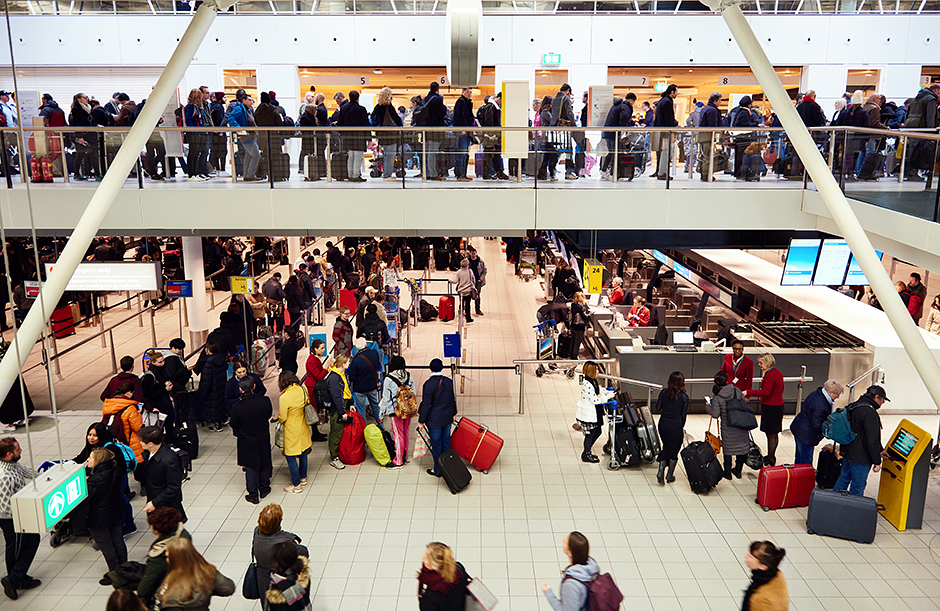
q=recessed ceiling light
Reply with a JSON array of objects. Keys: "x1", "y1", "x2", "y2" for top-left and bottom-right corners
[{"x1": 374, "y1": 69, "x2": 382, "y2": 74}]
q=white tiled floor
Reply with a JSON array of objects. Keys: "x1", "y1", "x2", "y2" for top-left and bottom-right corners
[{"x1": 3, "y1": 237, "x2": 940, "y2": 610}]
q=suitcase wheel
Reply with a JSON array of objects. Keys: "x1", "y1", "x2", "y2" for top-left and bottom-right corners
[
  {"x1": 482, "y1": 469, "x2": 489, "y2": 475},
  {"x1": 536, "y1": 365, "x2": 544, "y2": 378},
  {"x1": 807, "y1": 529, "x2": 815, "y2": 535},
  {"x1": 762, "y1": 506, "x2": 770, "y2": 512},
  {"x1": 608, "y1": 460, "x2": 620, "y2": 471},
  {"x1": 566, "y1": 369, "x2": 575, "y2": 379},
  {"x1": 602, "y1": 442, "x2": 611, "y2": 456}
]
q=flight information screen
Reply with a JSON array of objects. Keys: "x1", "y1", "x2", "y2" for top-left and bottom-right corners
[
  {"x1": 844, "y1": 251, "x2": 884, "y2": 286},
  {"x1": 812, "y1": 239, "x2": 852, "y2": 286},
  {"x1": 781, "y1": 239, "x2": 821, "y2": 286}
]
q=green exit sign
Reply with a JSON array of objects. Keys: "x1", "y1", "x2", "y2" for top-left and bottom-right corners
[
  {"x1": 42, "y1": 468, "x2": 86, "y2": 530},
  {"x1": 542, "y1": 53, "x2": 562, "y2": 65},
  {"x1": 653, "y1": 82, "x2": 668, "y2": 93}
]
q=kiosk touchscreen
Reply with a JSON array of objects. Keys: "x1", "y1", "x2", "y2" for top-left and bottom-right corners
[{"x1": 877, "y1": 419, "x2": 932, "y2": 531}]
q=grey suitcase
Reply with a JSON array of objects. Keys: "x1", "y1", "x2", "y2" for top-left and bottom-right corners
[{"x1": 806, "y1": 489, "x2": 879, "y2": 544}]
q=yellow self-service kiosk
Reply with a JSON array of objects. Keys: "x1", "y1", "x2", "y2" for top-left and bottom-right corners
[{"x1": 877, "y1": 419, "x2": 932, "y2": 531}]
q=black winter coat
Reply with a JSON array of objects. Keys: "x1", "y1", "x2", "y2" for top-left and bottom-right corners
[
  {"x1": 230, "y1": 392, "x2": 273, "y2": 470},
  {"x1": 841, "y1": 394, "x2": 885, "y2": 466},
  {"x1": 418, "y1": 563, "x2": 469, "y2": 611},
  {"x1": 653, "y1": 95, "x2": 677, "y2": 127},
  {"x1": 796, "y1": 99, "x2": 827, "y2": 128},
  {"x1": 85, "y1": 458, "x2": 123, "y2": 529},
  {"x1": 371, "y1": 103, "x2": 403, "y2": 145},
  {"x1": 337, "y1": 100, "x2": 371, "y2": 149},
  {"x1": 199, "y1": 353, "x2": 228, "y2": 423},
  {"x1": 145, "y1": 443, "x2": 186, "y2": 520}
]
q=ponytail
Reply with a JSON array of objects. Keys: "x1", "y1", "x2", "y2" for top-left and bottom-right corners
[{"x1": 749, "y1": 541, "x2": 786, "y2": 570}]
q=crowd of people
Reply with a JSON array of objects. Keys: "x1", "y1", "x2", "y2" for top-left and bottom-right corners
[{"x1": 3, "y1": 81, "x2": 933, "y2": 185}]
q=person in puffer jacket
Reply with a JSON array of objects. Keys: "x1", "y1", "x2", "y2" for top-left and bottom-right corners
[
  {"x1": 265, "y1": 541, "x2": 311, "y2": 611},
  {"x1": 541, "y1": 531, "x2": 601, "y2": 611}
]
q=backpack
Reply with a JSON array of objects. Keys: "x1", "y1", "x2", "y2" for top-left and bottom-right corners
[
  {"x1": 314, "y1": 378, "x2": 333, "y2": 412},
  {"x1": 105, "y1": 441, "x2": 137, "y2": 473},
  {"x1": 564, "y1": 572, "x2": 623, "y2": 611},
  {"x1": 822, "y1": 403, "x2": 858, "y2": 445},
  {"x1": 721, "y1": 107, "x2": 738, "y2": 128},
  {"x1": 391, "y1": 375, "x2": 418, "y2": 419},
  {"x1": 482, "y1": 103, "x2": 496, "y2": 127},
  {"x1": 102, "y1": 406, "x2": 131, "y2": 444},
  {"x1": 412, "y1": 97, "x2": 432, "y2": 127}
]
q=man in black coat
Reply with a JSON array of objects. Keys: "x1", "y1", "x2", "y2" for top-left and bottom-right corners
[
  {"x1": 139, "y1": 427, "x2": 186, "y2": 522},
  {"x1": 279, "y1": 328, "x2": 299, "y2": 374},
  {"x1": 417, "y1": 358, "x2": 458, "y2": 478},
  {"x1": 833, "y1": 386, "x2": 890, "y2": 496},
  {"x1": 337, "y1": 90, "x2": 371, "y2": 182},
  {"x1": 652, "y1": 85, "x2": 678, "y2": 180},
  {"x1": 230, "y1": 376, "x2": 273, "y2": 504},
  {"x1": 422, "y1": 82, "x2": 447, "y2": 180}
]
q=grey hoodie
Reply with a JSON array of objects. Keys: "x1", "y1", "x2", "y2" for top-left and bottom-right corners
[{"x1": 544, "y1": 557, "x2": 600, "y2": 611}]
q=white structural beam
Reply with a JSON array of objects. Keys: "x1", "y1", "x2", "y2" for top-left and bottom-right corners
[
  {"x1": 711, "y1": 0, "x2": 940, "y2": 412},
  {"x1": 0, "y1": 2, "x2": 227, "y2": 405}
]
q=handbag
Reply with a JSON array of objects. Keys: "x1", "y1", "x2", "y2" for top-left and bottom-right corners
[
  {"x1": 466, "y1": 577, "x2": 499, "y2": 611},
  {"x1": 413, "y1": 434, "x2": 428, "y2": 459},
  {"x1": 302, "y1": 387, "x2": 316, "y2": 426},
  {"x1": 242, "y1": 561, "x2": 260, "y2": 599},
  {"x1": 746, "y1": 434, "x2": 764, "y2": 471},
  {"x1": 705, "y1": 418, "x2": 722, "y2": 456},
  {"x1": 725, "y1": 395, "x2": 758, "y2": 431},
  {"x1": 274, "y1": 422, "x2": 285, "y2": 449}
]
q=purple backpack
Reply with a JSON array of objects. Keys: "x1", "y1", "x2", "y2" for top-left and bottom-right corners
[{"x1": 564, "y1": 572, "x2": 623, "y2": 611}]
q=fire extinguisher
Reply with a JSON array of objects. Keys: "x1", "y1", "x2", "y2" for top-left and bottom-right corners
[
  {"x1": 30, "y1": 156, "x2": 41, "y2": 182},
  {"x1": 41, "y1": 156, "x2": 54, "y2": 182}
]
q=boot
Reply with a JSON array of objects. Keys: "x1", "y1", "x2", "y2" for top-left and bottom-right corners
[
  {"x1": 665, "y1": 460, "x2": 677, "y2": 483},
  {"x1": 732, "y1": 456, "x2": 744, "y2": 479},
  {"x1": 723, "y1": 457, "x2": 732, "y2": 480},
  {"x1": 656, "y1": 461, "x2": 666, "y2": 485}
]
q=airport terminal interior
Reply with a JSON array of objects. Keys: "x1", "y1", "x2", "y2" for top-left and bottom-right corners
[{"x1": 2, "y1": 0, "x2": 940, "y2": 610}]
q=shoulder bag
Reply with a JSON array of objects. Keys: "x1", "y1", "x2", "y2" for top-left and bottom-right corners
[
  {"x1": 705, "y1": 418, "x2": 722, "y2": 456},
  {"x1": 301, "y1": 386, "x2": 316, "y2": 426},
  {"x1": 242, "y1": 555, "x2": 260, "y2": 600},
  {"x1": 466, "y1": 577, "x2": 499, "y2": 611},
  {"x1": 746, "y1": 433, "x2": 764, "y2": 471}
]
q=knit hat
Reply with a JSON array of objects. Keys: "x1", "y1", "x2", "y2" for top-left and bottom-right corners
[
  {"x1": 429, "y1": 358, "x2": 444, "y2": 372},
  {"x1": 851, "y1": 90, "x2": 864, "y2": 106}
]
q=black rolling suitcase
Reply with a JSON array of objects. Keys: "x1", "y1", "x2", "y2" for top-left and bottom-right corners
[
  {"x1": 417, "y1": 248, "x2": 430, "y2": 270},
  {"x1": 556, "y1": 331, "x2": 574, "y2": 359},
  {"x1": 170, "y1": 446, "x2": 193, "y2": 481},
  {"x1": 681, "y1": 441, "x2": 723, "y2": 494},
  {"x1": 401, "y1": 249, "x2": 413, "y2": 270},
  {"x1": 331, "y1": 152, "x2": 349, "y2": 181},
  {"x1": 806, "y1": 489, "x2": 879, "y2": 544},
  {"x1": 272, "y1": 152, "x2": 290, "y2": 182},
  {"x1": 617, "y1": 155, "x2": 636, "y2": 181},
  {"x1": 815, "y1": 444, "x2": 842, "y2": 489},
  {"x1": 434, "y1": 248, "x2": 451, "y2": 271},
  {"x1": 175, "y1": 421, "x2": 199, "y2": 460},
  {"x1": 857, "y1": 152, "x2": 885, "y2": 181},
  {"x1": 418, "y1": 428, "x2": 471, "y2": 494}
]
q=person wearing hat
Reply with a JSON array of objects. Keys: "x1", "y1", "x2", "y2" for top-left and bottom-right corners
[
  {"x1": 833, "y1": 385, "x2": 891, "y2": 496},
  {"x1": 417, "y1": 358, "x2": 457, "y2": 478}
]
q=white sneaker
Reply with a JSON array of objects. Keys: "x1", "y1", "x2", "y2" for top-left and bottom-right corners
[
  {"x1": 383, "y1": 176, "x2": 398, "y2": 182},
  {"x1": 187, "y1": 176, "x2": 201, "y2": 182},
  {"x1": 330, "y1": 458, "x2": 346, "y2": 470},
  {"x1": 599, "y1": 170, "x2": 609, "y2": 179},
  {"x1": 2, "y1": 425, "x2": 16, "y2": 433}
]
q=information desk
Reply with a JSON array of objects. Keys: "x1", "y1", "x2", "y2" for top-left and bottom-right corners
[{"x1": 877, "y1": 419, "x2": 932, "y2": 531}]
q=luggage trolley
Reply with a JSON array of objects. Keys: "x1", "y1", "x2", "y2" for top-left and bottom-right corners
[
  {"x1": 615, "y1": 132, "x2": 649, "y2": 181},
  {"x1": 518, "y1": 249, "x2": 538, "y2": 282},
  {"x1": 532, "y1": 321, "x2": 575, "y2": 379},
  {"x1": 603, "y1": 391, "x2": 661, "y2": 464}
]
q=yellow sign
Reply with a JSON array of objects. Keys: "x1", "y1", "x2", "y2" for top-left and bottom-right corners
[
  {"x1": 230, "y1": 276, "x2": 254, "y2": 295},
  {"x1": 582, "y1": 258, "x2": 603, "y2": 295}
]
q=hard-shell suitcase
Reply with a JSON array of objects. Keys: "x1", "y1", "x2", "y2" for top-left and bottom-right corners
[
  {"x1": 557, "y1": 331, "x2": 574, "y2": 359},
  {"x1": 681, "y1": 440, "x2": 723, "y2": 494},
  {"x1": 304, "y1": 155, "x2": 321, "y2": 181},
  {"x1": 434, "y1": 249, "x2": 451, "y2": 271},
  {"x1": 756, "y1": 464, "x2": 815, "y2": 511},
  {"x1": 175, "y1": 421, "x2": 199, "y2": 461},
  {"x1": 271, "y1": 152, "x2": 290, "y2": 182},
  {"x1": 616, "y1": 155, "x2": 636, "y2": 181},
  {"x1": 170, "y1": 446, "x2": 192, "y2": 481},
  {"x1": 331, "y1": 152, "x2": 349, "y2": 181},
  {"x1": 439, "y1": 296, "x2": 455, "y2": 322},
  {"x1": 363, "y1": 423, "x2": 391, "y2": 466},
  {"x1": 416, "y1": 248, "x2": 431, "y2": 270},
  {"x1": 450, "y1": 417, "x2": 504, "y2": 473},
  {"x1": 816, "y1": 444, "x2": 842, "y2": 489},
  {"x1": 51, "y1": 305, "x2": 77, "y2": 338},
  {"x1": 419, "y1": 428, "x2": 471, "y2": 494},
  {"x1": 857, "y1": 152, "x2": 885, "y2": 180},
  {"x1": 806, "y1": 488, "x2": 879, "y2": 544}
]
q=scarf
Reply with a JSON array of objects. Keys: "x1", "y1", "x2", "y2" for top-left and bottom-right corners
[
  {"x1": 330, "y1": 367, "x2": 351, "y2": 400},
  {"x1": 417, "y1": 566, "x2": 453, "y2": 596},
  {"x1": 741, "y1": 568, "x2": 777, "y2": 611},
  {"x1": 802, "y1": 95, "x2": 814, "y2": 104},
  {"x1": 80, "y1": 102, "x2": 92, "y2": 114}
]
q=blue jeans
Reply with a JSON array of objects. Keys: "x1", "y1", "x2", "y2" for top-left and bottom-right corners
[
  {"x1": 793, "y1": 439, "x2": 815, "y2": 466},
  {"x1": 833, "y1": 458, "x2": 871, "y2": 495},
  {"x1": 285, "y1": 453, "x2": 307, "y2": 487},
  {"x1": 455, "y1": 134, "x2": 473, "y2": 178},
  {"x1": 427, "y1": 424, "x2": 452, "y2": 475},
  {"x1": 354, "y1": 390, "x2": 382, "y2": 428}
]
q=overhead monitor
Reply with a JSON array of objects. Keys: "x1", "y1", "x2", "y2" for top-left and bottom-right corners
[
  {"x1": 811, "y1": 239, "x2": 853, "y2": 286},
  {"x1": 652, "y1": 249, "x2": 668, "y2": 265},
  {"x1": 780, "y1": 239, "x2": 821, "y2": 286},
  {"x1": 844, "y1": 250, "x2": 884, "y2": 286},
  {"x1": 44, "y1": 262, "x2": 162, "y2": 292},
  {"x1": 672, "y1": 261, "x2": 691, "y2": 281},
  {"x1": 672, "y1": 330, "x2": 695, "y2": 345}
]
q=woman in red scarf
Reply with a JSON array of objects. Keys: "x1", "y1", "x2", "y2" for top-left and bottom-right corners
[{"x1": 417, "y1": 542, "x2": 469, "y2": 611}]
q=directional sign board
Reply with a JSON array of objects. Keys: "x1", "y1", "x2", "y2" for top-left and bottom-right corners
[
  {"x1": 443, "y1": 333, "x2": 461, "y2": 359},
  {"x1": 230, "y1": 276, "x2": 254, "y2": 295},
  {"x1": 166, "y1": 279, "x2": 193, "y2": 298},
  {"x1": 12, "y1": 463, "x2": 87, "y2": 533}
]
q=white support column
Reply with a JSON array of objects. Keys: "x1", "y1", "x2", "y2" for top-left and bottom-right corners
[
  {"x1": 0, "y1": 3, "x2": 224, "y2": 405},
  {"x1": 182, "y1": 236, "x2": 209, "y2": 348},
  {"x1": 715, "y1": 1, "x2": 940, "y2": 412},
  {"x1": 288, "y1": 237, "x2": 303, "y2": 271}
]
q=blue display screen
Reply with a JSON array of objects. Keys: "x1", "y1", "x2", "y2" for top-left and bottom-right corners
[
  {"x1": 781, "y1": 239, "x2": 821, "y2": 286},
  {"x1": 844, "y1": 251, "x2": 884, "y2": 286},
  {"x1": 652, "y1": 250, "x2": 668, "y2": 265},
  {"x1": 811, "y1": 239, "x2": 852, "y2": 286},
  {"x1": 672, "y1": 261, "x2": 691, "y2": 281}
]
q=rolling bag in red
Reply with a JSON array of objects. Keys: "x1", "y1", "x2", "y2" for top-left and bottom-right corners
[
  {"x1": 450, "y1": 417, "x2": 504, "y2": 473},
  {"x1": 439, "y1": 295, "x2": 455, "y2": 322},
  {"x1": 51, "y1": 305, "x2": 76, "y2": 338},
  {"x1": 756, "y1": 464, "x2": 816, "y2": 511}
]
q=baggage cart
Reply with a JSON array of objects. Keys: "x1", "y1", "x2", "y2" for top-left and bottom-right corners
[
  {"x1": 518, "y1": 249, "x2": 538, "y2": 282},
  {"x1": 533, "y1": 321, "x2": 574, "y2": 379}
]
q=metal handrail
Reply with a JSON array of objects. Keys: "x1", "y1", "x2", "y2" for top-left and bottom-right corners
[
  {"x1": 847, "y1": 364, "x2": 881, "y2": 389},
  {"x1": 513, "y1": 358, "x2": 616, "y2": 415},
  {"x1": 596, "y1": 374, "x2": 663, "y2": 390},
  {"x1": 683, "y1": 375, "x2": 814, "y2": 384}
]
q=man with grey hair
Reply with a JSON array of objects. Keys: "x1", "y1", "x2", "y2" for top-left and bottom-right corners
[
  {"x1": 790, "y1": 379, "x2": 845, "y2": 465},
  {"x1": 697, "y1": 92, "x2": 723, "y2": 182}
]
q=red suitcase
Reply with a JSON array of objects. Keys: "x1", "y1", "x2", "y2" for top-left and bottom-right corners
[
  {"x1": 450, "y1": 417, "x2": 503, "y2": 473},
  {"x1": 439, "y1": 295, "x2": 455, "y2": 322},
  {"x1": 50, "y1": 305, "x2": 76, "y2": 338},
  {"x1": 756, "y1": 464, "x2": 815, "y2": 511}
]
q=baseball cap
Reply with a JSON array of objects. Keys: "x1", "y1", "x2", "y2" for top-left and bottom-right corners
[
  {"x1": 0, "y1": 90, "x2": 12, "y2": 96},
  {"x1": 866, "y1": 385, "x2": 890, "y2": 401}
]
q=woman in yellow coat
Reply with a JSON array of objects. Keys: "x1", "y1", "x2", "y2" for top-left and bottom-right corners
[{"x1": 277, "y1": 371, "x2": 312, "y2": 493}]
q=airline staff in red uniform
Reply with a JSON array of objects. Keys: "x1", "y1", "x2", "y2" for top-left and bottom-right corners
[
  {"x1": 720, "y1": 340, "x2": 754, "y2": 393},
  {"x1": 744, "y1": 353, "x2": 785, "y2": 467}
]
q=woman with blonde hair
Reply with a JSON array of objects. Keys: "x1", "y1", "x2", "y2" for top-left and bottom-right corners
[
  {"x1": 157, "y1": 538, "x2": 234, "y2": 610},
  {"x1": 277, "y1": 371, "x2": 312, "y2": 493},
  {"x1": 575, "y1": 361, "x2": 613, "y2": 463},
  {"x1": 371, "y1": 86, "x2": 403, "y2": 181},
  {"x1": 183, "y1": 88, "x2": 210, "y2": 181},
  {"x1": 85, "y1": 447, "x2": 127, "y2": 574},
  {"x1": 417, "y1": 542, "x2": 469, "y2": 611},
  {"x1": 744, "y1": 353, "x2": 784, "y2": 466},
  {"x1": 326, "y1": 353, "x2": 353, "y2": 470}
]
